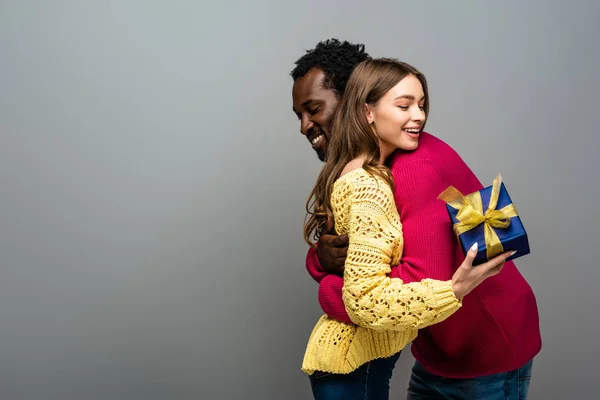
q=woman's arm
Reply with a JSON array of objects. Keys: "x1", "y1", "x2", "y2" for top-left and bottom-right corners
[{"x1": 341, "y1": 174, "x2": 462, "y2": 331}]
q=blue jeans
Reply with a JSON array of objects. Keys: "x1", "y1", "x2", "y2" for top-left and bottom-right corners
[
  {"x1": 309, "y1": 352, "x2": 401, "y2": 400},
  {"x1": 407, "y1": 359, "x2": 534, "y2": 400}
]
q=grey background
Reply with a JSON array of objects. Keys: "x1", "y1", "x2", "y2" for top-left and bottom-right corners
[{"x1": 1, "y1": 0, "x2": 598, "y2": 399}]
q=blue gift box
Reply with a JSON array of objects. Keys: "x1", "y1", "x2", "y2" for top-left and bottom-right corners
[{"x1": 441, "y1": 178, "x2": 530, "y2": 266}]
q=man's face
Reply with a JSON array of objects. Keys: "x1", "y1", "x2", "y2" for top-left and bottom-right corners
[{"x1": 292, "y1": 69, "x2": 339, "y2": 161}]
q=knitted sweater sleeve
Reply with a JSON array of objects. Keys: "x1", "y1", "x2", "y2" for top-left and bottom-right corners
[{"x1": 339, "y1": 172, "x2": 462, "y2": 331}]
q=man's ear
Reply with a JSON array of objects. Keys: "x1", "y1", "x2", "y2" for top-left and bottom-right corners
[{"x1": 365, "y1": 103, "x2": 375, "y2": 124}]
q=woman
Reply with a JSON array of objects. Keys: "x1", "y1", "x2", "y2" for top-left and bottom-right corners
[{"x1": 302, "y1": 58, "x2": 515, "y2": 399}]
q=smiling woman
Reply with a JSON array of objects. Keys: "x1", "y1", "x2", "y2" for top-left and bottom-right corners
[{"x1": 365, "y1": 73, "x2": 428, "y2": 162}]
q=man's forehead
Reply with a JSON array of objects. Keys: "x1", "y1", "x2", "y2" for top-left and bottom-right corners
[
  {"x1": 295, "y1": 69, "x2": 329, "y2": 93},
  {"x1": 293, "y1": 69, "x2": 335, "y2": 105}
]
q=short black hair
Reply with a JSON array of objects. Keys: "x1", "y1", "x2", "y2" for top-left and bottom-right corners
[{"x1": 290, "y1": 38, "x2": 371, "y2": 97}]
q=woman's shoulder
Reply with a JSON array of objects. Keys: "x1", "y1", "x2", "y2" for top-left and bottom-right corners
[
  {"x1": 333, "y1": 165, "x2": 392, "y2": 203},
  {"x1": 335, "y1": 167, "x2": 380, "y2": 190},
  {"x1": 339, "y1": 158, "x2": 365, "y2": 178}
]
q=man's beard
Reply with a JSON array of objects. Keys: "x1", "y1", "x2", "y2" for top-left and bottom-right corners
[{"x1": 314, "y1": 126, "x2": 329, "y2": 162}]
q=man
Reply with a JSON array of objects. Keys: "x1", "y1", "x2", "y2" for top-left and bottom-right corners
[{"x1": 291, "y1": 38, "x2": 542, "y2": 399}]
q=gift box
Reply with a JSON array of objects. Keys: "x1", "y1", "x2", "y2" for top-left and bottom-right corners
[{"x1": 438, "y1": 174, "x2": 530, "y2": 266}]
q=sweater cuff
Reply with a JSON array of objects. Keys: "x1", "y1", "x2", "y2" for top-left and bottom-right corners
[{"x1": 427, "y1": 279, "x2": 462, "y2": 314}]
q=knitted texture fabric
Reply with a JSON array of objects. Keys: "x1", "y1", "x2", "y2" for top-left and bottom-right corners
[{"x1": 301, "y1": 168, "x2": 461, "y2": 375}]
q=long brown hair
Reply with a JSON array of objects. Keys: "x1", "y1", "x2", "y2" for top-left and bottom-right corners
[{"x1": 303, "y1": 58, "x2": 429, "y2": 246}]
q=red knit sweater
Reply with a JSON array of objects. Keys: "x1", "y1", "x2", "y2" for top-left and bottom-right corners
[{"x1": 306, "y1": 132, "x2": 541, "y2": 378}]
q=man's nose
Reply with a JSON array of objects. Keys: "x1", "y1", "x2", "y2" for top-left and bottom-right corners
[{"x1": 300, "y1": 116, "x2": 314, "y2": 136}]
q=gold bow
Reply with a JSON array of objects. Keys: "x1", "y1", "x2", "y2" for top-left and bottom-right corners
[{"x1": 438, "y1": 174, "x2": 518, "y2": 261}]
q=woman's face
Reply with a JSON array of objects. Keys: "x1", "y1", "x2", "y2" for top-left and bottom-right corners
[{"x1": 365, "y1": 74, "x2": 426, "y2": 160}]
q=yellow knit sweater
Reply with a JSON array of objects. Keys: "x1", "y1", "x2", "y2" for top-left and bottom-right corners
[{"x1": 302, "y1": 168, "x2": 462, "y2": 375}]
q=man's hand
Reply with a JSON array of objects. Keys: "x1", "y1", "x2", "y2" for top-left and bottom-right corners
[{"x1": 316, "y1": 217, "x2": 349, "y2": 275}]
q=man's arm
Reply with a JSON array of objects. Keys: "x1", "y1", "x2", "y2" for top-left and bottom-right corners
[
  {"x1": 305, "y1": 246, "x2": 327, "y2": 283},
  {"x1": 305, "y1": 240, "x2": 354, "y2": 324},
  {"x1": 305, "y1": 234, "x2": 348, "y2": 283},
  {"x1": 319, "y1": 274, "x2": 353, "y2": 324},
  {"x1": 305, "y1": 214, "x2": 349, "y2": 282}
]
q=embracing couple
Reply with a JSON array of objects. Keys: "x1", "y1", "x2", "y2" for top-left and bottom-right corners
[{"x1": 290, "y1": 39, "x2": 541, "y2": 400}]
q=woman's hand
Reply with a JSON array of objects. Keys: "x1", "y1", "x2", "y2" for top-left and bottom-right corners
[{"x1": 451, "y1": 242, "x2": 515, "y2": 300}]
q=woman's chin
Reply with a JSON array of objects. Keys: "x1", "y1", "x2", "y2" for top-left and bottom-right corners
[{"x1": 398, "y1": 138, "x2": 419, "y2": 151}]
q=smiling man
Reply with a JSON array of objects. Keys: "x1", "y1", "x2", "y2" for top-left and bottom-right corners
[{"x1": 291, "y1": 39, "x2": 370, "y2": 161}]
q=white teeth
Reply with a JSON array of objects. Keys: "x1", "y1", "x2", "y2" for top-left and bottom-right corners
[
  {"x1": 312, "y1": 134, "x2": 323, "y2": 145},
  {"x1": 404, "y1": 129, "x2": 420, "y2": 133}
]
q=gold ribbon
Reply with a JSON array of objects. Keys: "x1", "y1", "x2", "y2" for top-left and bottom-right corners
[{"x1": 438, "y1": 174, "x2": 518, "y2": 261}]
